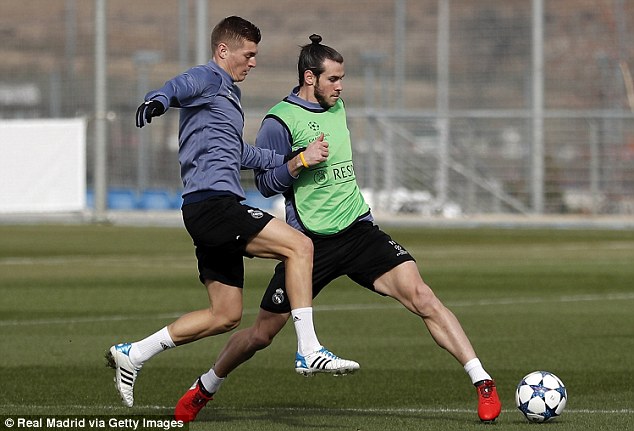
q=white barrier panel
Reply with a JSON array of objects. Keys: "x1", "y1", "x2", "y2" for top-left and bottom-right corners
[{"x1": 0, "y1": 119, "x2": 86, "y2": 213}]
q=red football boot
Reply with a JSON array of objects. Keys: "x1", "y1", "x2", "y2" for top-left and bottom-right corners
[
  {"x1": 174, "y1": 379, "x2": 213, "y2": 423},
  {"x1": 476, "y1": 379, "x2": 501, "y2": 422}
]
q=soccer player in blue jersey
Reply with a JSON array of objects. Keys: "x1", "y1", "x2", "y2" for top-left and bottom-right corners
[
  {"x1": 174, "y1": 34, "x2": 501, "y2": 423},
  {"x1": 106, "y1": 17, "x2": 359, "y2": 409}
]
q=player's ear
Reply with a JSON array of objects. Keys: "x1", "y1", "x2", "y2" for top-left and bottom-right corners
[
  {"x1": 217, "y1": 42, "x2": 229, "y2": 59},
  {"x1": 304, "y1": 70, "x2": 316, "y2": 86}
]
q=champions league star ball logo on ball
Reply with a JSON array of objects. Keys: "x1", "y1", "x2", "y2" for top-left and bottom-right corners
[{"x1": 515, "y1": 371, "x2": 567, "y2": 423}]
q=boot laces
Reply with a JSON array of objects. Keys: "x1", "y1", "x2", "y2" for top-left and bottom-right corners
[{"x1": 478, "y1": 381, "x2": 495, "y2": 402}]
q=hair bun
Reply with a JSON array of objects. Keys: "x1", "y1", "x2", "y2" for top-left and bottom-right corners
[{"x1": 309, "y1": 34, "x2": 322, "y2": 45}]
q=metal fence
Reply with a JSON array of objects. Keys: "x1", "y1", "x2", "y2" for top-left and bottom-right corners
[
  {"x1": 1, "y1": 0, "x2": 633, "y2": 215},
  {"x1": 345, "y1": 110, "x2": 634, "y2": 216}
]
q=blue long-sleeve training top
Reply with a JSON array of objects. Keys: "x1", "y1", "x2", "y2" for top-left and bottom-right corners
[{"x1": 145, "y1": 60, "x2": 285, "y2": 205}]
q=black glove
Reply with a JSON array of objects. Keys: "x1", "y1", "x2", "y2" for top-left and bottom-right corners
[{"x1": 135, "y1": 99, "x2": 165, "y2": 128}]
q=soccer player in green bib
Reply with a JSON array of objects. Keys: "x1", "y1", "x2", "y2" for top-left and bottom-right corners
[{"x1": 175, "y1": 34, "x2": 501, "y2": 424}]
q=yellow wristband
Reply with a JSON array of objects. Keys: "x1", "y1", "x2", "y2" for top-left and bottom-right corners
[{"x1": 299, "y1": 152, "x2": 309, "y2": 168}]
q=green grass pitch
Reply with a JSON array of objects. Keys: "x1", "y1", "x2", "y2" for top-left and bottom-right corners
[{"x1": 0, "y1": 223, "x2": 632, "y2": 430}]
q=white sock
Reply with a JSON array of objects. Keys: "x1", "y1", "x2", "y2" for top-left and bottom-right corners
[
  {"x1": 199, "y1": 368, "x2": 224, "y2": 395},
  {"x1": 291, "y1": 307, "x2": 321, "y2": 356},
  {"x1": 128, "y1": 326, "x2": 175, "y2": 367},
  {"x1": 464, "y1": 358, "x2": 492, "y2": 385}
]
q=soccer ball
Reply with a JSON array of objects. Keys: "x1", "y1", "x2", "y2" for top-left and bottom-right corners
[{"x1": 515, "y1": 371, "x2": 567, "y2": 422}]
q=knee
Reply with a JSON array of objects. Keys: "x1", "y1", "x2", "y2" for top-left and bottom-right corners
[
  {"x1": 225, "y1": 314, "x2": 242, "y2": 331},
  {"x1": 248, "y1": 329, "x2": 275, "y2": 351},
  {"x1": 410, "y1": 282, "x2": 445, "y2": 318},
  {"x1": 223, "y1": 315, "x2": 242, "y2": 332},
  {"x1": 290, "y1": 233, "x2": 314, "y2": 260},
  {"x1": 214, "y1": 311, "x2": 242, "y2": 333}
]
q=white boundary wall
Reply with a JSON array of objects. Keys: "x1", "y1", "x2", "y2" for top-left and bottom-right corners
[{"x1": 0, "y1": 119, "x2": 86, "y2": 213}]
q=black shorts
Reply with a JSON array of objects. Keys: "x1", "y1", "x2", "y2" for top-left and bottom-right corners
[
  {"x1": 260, "y1": 221, "x2": 416, "y2": 313},
  {"x1": 182, "y1": 196, "x2": 274, "y2": 287}
]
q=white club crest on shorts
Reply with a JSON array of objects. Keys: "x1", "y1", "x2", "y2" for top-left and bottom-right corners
[
  {"x1": 272, "y1": 288, "x2": 285, "y2": 305},
  {"x1": 248, "y1": 209, "x2": 264, "y2": 219}
]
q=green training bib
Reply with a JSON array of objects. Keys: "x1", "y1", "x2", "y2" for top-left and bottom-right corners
[{"x1": 266, "y1": 98, "x2": 369, "y2": 235}]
